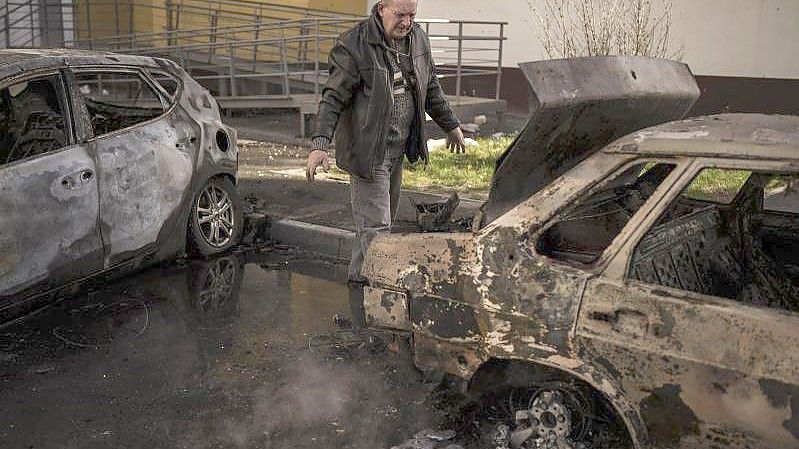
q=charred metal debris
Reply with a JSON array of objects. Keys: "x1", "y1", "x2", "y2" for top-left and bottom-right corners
[{"x1": 410, "y1": 193, "x2": 472, "y2": 232}]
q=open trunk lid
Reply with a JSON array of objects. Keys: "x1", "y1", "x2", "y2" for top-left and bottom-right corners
[{"x1": 481, "y1": 56, "x2": 700, "y2": 224}]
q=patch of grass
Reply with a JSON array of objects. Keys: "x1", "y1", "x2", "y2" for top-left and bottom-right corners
[
  {"x1": 401, "y1": 135, "x2": 514, "y2": 198},
  {"x1": 328, "y1": 136, "x2": 514, "y2": 199},
  {"x1": 682, "y1": 169, "x2": 797, "y2": 203},
  {"x1": 684, "y1": 168, "x2": 752, "y2": 203}
]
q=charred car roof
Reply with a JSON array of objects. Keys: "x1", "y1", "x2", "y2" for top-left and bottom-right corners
[
  {"x1": 0, "y1": 49, "x2": 175, "y2": 80},
  {"x1": 608, "y1": 113, "x2": 799, "y2": 160}
]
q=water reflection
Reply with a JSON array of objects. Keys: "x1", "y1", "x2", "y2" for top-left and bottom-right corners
[{"x1": 0, "y1": 250, "x2": 355, "y2": 376}]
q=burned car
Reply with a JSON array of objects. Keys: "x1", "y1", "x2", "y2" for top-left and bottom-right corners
[
  {"x1": 0, "y1": 49, "x2": 240, "y2": 309},
  {"x1": 362, "y1": 57, "x2": 799, "y2": 448}
]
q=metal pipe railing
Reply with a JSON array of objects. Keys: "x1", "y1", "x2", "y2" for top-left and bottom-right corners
[{"x1": 1, "y1": 0, "x2": 507, "y2": 108}]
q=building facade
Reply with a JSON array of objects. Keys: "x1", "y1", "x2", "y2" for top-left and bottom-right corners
[{"x1": 380, "y1": 0, "x2": 799, "y2": 115}]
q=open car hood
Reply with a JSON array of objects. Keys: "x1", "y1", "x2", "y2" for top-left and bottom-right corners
[{"x1": 481, "y1": 56, "x2": 701, "y2": 224}]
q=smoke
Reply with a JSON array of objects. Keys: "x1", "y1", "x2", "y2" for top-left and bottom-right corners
[{"x1": 211, "y1": 349, "x2": 433, "y2": 449}]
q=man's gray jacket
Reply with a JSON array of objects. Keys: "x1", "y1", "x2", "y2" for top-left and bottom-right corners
[{"x1": 313, "y1": 14, "x2": 460, "y2": 181}]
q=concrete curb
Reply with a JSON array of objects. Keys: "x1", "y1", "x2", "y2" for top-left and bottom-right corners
[
  {"x1": 253, "y1": 216, "x2": 355, "y2": 261},
  {"x1": 240, "y1": 190, "x2": 482, "y2": 262}
]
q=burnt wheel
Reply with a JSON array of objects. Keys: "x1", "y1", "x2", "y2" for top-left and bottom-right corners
[
  {"x1": 189, "y1": 177, "x2": 242, "y2": 256},
  {"x1": 467, "y1": 381, "x2": 632, "y2": 449}
]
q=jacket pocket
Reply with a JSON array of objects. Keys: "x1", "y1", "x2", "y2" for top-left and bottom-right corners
[
  {"x1": 358, "y1": 68, "x2": 388, "y2": 130},
  {"x1": 360, "y1": 84, "x2": 372, "y2": 130}
]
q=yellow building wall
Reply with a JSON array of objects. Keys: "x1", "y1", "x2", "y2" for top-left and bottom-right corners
[
  {"x1": 74, "y1": 0, "x2": 365, "y2": 67},
  {"x1": 307, "y1": 0, "x2": 365, "y2": 12},
  {"x1": 76, "y1": 0, "x2": 365, "y2": 40}
]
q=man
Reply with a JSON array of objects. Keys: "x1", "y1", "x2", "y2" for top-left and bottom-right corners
[{"x1": 306, "y1": 0, "x2": 465, "y2": 283}]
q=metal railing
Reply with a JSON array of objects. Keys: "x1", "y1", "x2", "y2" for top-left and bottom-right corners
[
  {"x1": 1, "y1": 0, "x2": 357, "y2": 48},
  {"x1": 120, "y1": 18, "x2": 360, "y2": 99},
  {"x1": 1, "y1": 0, "x2": 506, "y2": 106},
  {"x1": 421, "y1": 19, "x2": 506, "y2": 104}
]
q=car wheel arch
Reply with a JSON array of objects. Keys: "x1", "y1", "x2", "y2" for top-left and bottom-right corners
[{"x1": 465, "y1": 356, "x2": 650, "y2": 448}]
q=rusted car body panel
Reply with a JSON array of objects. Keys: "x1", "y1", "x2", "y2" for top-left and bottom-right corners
[
  {"x1": 0, "y1": 49, "x2": 237, "y2": 305},
  {"x1": 362, "y1": 56, "x2": 799, "y2": 448}
]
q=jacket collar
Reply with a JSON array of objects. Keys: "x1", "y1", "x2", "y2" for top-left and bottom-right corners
[{"x1": 367, "y1": 9, "x2": 387, "y2": 45}]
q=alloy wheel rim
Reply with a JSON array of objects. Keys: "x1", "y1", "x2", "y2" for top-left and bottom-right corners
[
  {"x1": 197, "y1": 258, "x2": 237, "y2": 311},
  {"x1": 196, "y1": 184, "x2": 234, "y2": 247}
]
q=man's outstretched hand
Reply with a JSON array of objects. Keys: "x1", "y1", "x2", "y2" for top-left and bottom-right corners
[
  {"x1": 447, "y1": 127, "x2": 466, "y2": 154},
  {"x1": 306, "y1": 149, "x2": 330, "y2": 181}
]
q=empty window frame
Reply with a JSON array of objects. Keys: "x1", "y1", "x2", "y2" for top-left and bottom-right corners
[
  {"x1": 628, "y1": 167, "x2": 799, "y2": 312},
  {"x1": 537, "y1": 162, "x2": 677, "y2": 265},
  {"x1": 74, "y1": 71, "x2": 166, "y2": 138},
  {"x1": 0, "y1": 74, "x2": 70, "y2": 165},
  {"x1": 147, "y1": 69, "x2": 180, "y2": 100}
]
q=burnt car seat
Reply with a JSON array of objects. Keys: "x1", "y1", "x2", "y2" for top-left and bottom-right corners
[
  {"x1": 630, "y1": 205, "x2": 745, "y2": 297},
  {"x1": 5, "y1": 80, "x2": 67, "y2": 163}
]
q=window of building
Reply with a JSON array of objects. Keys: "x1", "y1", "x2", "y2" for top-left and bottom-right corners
[
  {"x1": 628, "y1": 168, "x2": 799, "y2": 313},
  {"x1": 75, "y1": 71, "x2": 165, "y2": 138},
  {"x1": 0, "y1": 74, "x2": 69, "y2": 165},
  {"x1": 537, "y1": 162, "x2": 676, "y2": 265}
]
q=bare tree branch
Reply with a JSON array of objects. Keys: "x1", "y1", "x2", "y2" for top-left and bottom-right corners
[{"x1": 529, "y1": 0, "x2": 679, "y2": 59}]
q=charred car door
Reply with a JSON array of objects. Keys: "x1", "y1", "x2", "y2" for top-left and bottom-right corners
[
  {"x1": 0, "y1": 71, "x2": 104, "y2": 301},
  {"x1": 577, "y1": 160, "x2": 799, "y2": 448},
  {"x1": 68, "y1": 68, "x2": 199, "y2": 267}
]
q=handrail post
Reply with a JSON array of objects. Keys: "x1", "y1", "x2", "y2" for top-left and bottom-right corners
[
  {"x1": 252, "y1": 13, "x2": 261, "y2": 72},
  {"x1": 85, "y1": 0, "x2": 93, "y2": 48},
  {"x1": 42, "y1": 1, "x2": 50, "y2": 47},
  {"x1": 165, "y1": 0, "x2": 173, "y2": 46},
  {"x1": 4, "y1": 3, "x2": 10, "y2": 48},
  {"x1": 176, "y1": 1, "x2": 183, "y2": 34},
  {"x1": 128, "y1": 1, "x2": 134, "y2": 46},
  {"x1": 29, "y1": 0, "x2": 35, "y2": 46},
  {"x1": 174, "y1": 2, "x2": 183, "y2": 46},
  {"x1": 281, "y1": 34, "x2": 290, "y2": 96},
  {"x1": 69, "y1": 0, "x2": 79, "y2": 47},
  {"x1": 228, "y1": 42, "x2": 236, "y2": 97},
  {"x1": 209, "y1": 10, "x2": 218, "y2": 63},
  {"x1": 114, "y1": 0, "x2": 120, "y2": 42},
  {"x1": 456, "y1": 22, "x2": 463, "y2": 105},
  {"x1": 496, "y1": 23, "x2": 504, "y2": 101},
  {"x1": 314, "y1": 18, "x2": 320, "y2": 98}
]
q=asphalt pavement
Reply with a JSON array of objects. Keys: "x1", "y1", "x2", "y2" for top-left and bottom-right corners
[{"x1": 0, "y1": 249, "x2": 459, "y2": 449}]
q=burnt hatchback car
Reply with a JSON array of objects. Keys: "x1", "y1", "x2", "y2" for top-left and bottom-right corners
[
  {"x1": 361, "y1": 57, "x2": 799, "y2": 448},
  {"x1": 0, "y1": 49, "x2": 241, "y2": 310}
]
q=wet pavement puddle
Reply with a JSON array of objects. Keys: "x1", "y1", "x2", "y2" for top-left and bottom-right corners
[{"x1": 0, "y1": 249, "x2": 452, "y2": 449}]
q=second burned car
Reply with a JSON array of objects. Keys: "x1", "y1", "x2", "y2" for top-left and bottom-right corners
[
  {"x1": 0, "y1": 49, "x2": 241, "y2": 312},
  {"x1": 361, "y1": 57, "x2": 799, "y2": 449}
]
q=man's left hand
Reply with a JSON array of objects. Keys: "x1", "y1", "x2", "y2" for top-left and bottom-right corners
[{"x1": 446, "y1": 127, "x2": 466, "y2": 154}]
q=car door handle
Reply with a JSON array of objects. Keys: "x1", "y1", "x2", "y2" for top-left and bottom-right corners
[{"x1": 61, "y1": 169, "x2": 94, "y2": 190}]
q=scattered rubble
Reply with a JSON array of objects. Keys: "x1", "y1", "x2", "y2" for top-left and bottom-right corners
[
  {"x1": 410, "y1": 193, "x2": 462, "y2": 232},
  {"x1": 391, "y1": 428, "x2": 461, "y2": 449}
]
